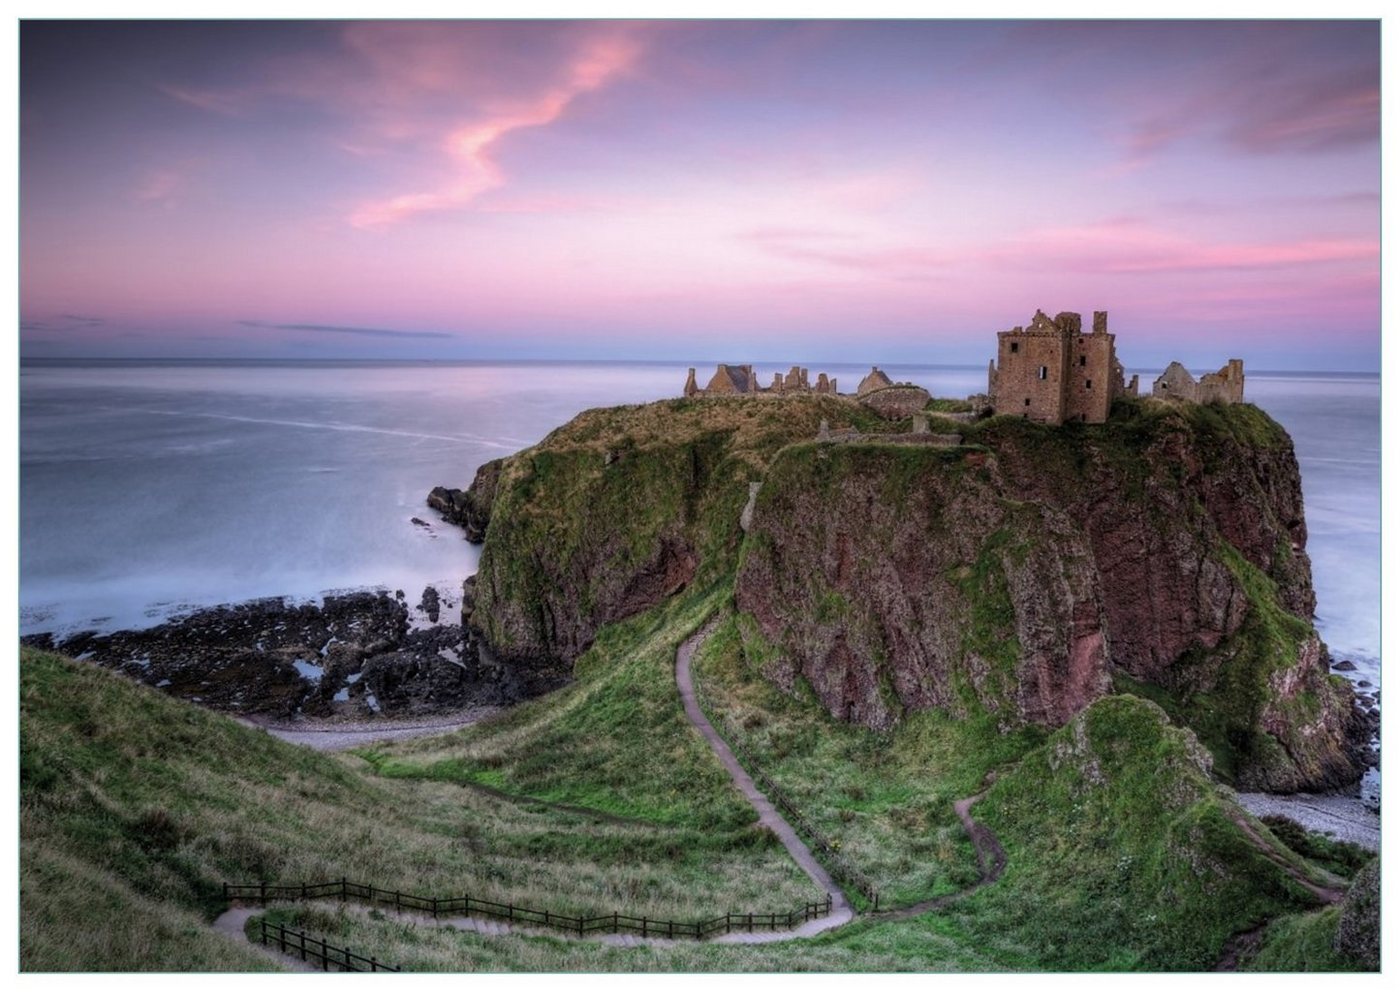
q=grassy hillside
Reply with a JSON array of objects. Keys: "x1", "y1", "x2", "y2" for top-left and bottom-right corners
[{"x1": 19, "y1": 641, "x2": 817, "y2": 971}]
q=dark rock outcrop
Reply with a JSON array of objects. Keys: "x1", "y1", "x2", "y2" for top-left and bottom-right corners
[
  {"x1": 428, "y1": 458, "x2": 503, "y2": 542},
  {"x1": 27, "y1": 591, "x2": 524, "y2": 719}
]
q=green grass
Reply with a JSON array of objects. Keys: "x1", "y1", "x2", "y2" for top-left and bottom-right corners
[
  {"x1": 1244, "y1": 906, "x2": 1370, "y2": 972},
  {"x1": 242, "y1": 901, "x2": 1015, "y2": 972},
  {"x1": 1256, "y1": 816, "x2": 1372, "y2": 880},
  {"x1": 21, "y1": 396, "x2": 1360, "y2": 972},
  {"x1": 944, "y1": 695, "x2": 1329, "y2": 970},
  {"x1": 20, "y1": 638, "x2": 818, "y2": 970},
  {"x1": 694, "y1": 612, "x2": 1043, "y2": 908}
]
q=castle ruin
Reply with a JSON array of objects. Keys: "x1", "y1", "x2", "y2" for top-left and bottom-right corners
[
  {"x1": 1152, "y1": 360, "x2": 1245, "y2": 405},
  {"x1": 987, "y1": 310, "x2": 1138, "y2": 425},
  {"x1": 679, "y1": 310, "x2": 1245, "y2": 425},
  {"x1": 684, "y1": 364, "x2": 839, "y2": 398}
]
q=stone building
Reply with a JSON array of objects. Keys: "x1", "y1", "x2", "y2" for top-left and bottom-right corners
[
  {"x1": 987, "y1": 309, "x2": 1136, "y2": 425},
  {"x1": 857, "y1": 367, "x2": 893, "y2": 396},
  {"x1": 852, "y1": 365, "x2": 932, "y2": 419},
  {"x1": 1152, "y1": 360, "x2": 1245, "y2": 405}
]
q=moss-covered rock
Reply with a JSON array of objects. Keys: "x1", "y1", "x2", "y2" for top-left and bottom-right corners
[
  {"x1": 1333, "y1": 858, "x2": 1380, "y2": 969},
  {"x1": 737, "y1": 401, "x2": 1359, "y2": 790},
  {"x1": 449, "y1": 395, "x2": 1361, "y2": 792},
  {"x1": 964, "y1": 695, "x2": 1330, "y2": 969},
  {"x1": 460, "y1": 396, "x2": 891, "y2": 673}
]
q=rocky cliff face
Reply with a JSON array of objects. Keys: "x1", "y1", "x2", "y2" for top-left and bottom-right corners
[
  {"x1": 452, "y1": 396, "x2": 892, "y2": 677},
  {"x1": 736, "y1": 404, "x2": 1360, "y2": 792},
  {"x1": 448, "y1": 396, "x2": 1362, "y2": 793}
]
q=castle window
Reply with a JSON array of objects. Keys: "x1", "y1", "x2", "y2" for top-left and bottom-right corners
[
  {"x1": 1086, "y1": 379, "x2": 1092, "y2": 389},
  {"x1": 1038, "y1": 366, "x2": 1047, "y2": 380},
  {"x1": 1079, "y1": 355, "x2": 1086, "y2": 366},
  {"x1": 1010, "y1": 342, "x2": 1019, "y2": 354},
  {"x1": 1024, "y1": 398, "x2": 1031, "y2": 407}
]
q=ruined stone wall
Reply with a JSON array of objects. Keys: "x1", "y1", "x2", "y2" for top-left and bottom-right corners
[
  {"x1": 859, "y1": 384, "x2": 932, "y2": 420},
  {"x1": 704, "y1": 364, "x2": 749, "y2": 394},
  {"x1": 1197, "y1": 360, "x2": 1245, "y2": 404},
  {"x1": 690, "y1": 363, "x2": 845, "y2": 398},
  {"x1": 1153, "y1": 360, "x2": 1245, "y2": 405}
]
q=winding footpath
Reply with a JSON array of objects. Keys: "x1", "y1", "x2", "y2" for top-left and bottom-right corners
[
  {"x1": 674, "y1": 622, "x2": 855, "y2": 939},
  {"x1": 212, "y1": 620, "x2": 1013, "y2": 967}
]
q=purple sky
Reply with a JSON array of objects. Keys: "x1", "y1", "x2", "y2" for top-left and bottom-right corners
[{"x1": 19, "y1": 20, "x2": 1380, "y2": 369}]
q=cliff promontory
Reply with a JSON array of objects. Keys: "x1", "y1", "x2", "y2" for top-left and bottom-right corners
[{"x1": 437, "y1": 396, "x2": 1363, "y2": 793}]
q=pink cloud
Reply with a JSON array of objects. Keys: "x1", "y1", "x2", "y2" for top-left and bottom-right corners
[
  {"x1": 156, "y1": 23, "x2": 648, "y2": 227},
  {"x1": 984, "y1": 219, "x2": 1376, "y2": 275},
  {"x1": 741, "y1": 227, "x2": 955, "y2": 280},
  {"x1": 348, "y1": 31, "x2": 643, "y2": 228}
]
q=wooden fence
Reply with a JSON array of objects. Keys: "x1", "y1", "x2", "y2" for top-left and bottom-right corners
[
  {"x1": 258, "y1": 918, "x2": 401, "y2": 972},
  {"x1": 226, "y1": 880, "x2": 833, "y2": 941}
]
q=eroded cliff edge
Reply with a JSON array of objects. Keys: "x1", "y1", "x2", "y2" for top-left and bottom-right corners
[{"x1": 436, "y1": 396, "x2": 1365, "y2": 793}]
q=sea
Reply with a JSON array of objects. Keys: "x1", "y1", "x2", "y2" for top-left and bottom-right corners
[{"x1": 18, "y1": 360, "x2": 1381, "y2": 693}]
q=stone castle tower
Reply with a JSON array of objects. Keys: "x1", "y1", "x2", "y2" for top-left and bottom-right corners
[{"x1": 987, "y1": 310, "x2": 1136, "y2": 425}]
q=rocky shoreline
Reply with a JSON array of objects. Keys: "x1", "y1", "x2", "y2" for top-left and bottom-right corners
[{"x1": 21, "y1": 580, "x2": 564, "y2": 721}]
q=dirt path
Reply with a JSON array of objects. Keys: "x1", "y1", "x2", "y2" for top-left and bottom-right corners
[
  {"x1": 871, "y1": 791, "x2": 1007, "y2": 921},
  {"x1": 674, "y1": 621, "x2": 854, "y2": 935},
  {"x1": 1212, "y1": 813, "x2": 1349, "y2": 971},
  {"x1": 211, "y1": 906, "x2": 317, "y2": 972},
  {"x1": 1230, "y1": 814, "x2": 1346, "y2": 904},
  {"x1": 240, "y1": 709, "x2": 498, "y2": 751}
]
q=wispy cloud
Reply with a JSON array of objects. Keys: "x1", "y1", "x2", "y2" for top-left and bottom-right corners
[
  {"x1": 238, "y1": 320, "x2": 454, "y2": 340},
  {"x1": 21, "y1": 313, "x2": 106, "y2": 332},
  {"x1": 983, "y1": 218, "x2": 1377, "y2": 275},
  {"x1": 1116, "y1": 62, "x2": 1378, "y2": 168},
  {"x1": 741, "y1": 227, "x2": 954, "y2": 281},
  {"x1": 158, "y1": 22, "x2": 647, "y2": 228},
  {"x1": 347, "y1": 29, "x2": 643, "y2": 228},
  {"x1": 133, "y1": 168, "x2": 187, "y2": 206}
]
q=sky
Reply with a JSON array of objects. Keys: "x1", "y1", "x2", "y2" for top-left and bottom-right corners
[{"x1": 18, "y1": 19, "x2": 1381, "y2": 369}]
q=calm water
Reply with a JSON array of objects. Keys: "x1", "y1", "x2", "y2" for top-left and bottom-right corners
[{"x1": 19, "y1": 360, "x2": 1380, "y2": 686}]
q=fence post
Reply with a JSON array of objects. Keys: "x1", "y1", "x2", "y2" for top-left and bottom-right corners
[
  {"x1": 432, "y1": 896, "x2": 438, "y2": 919},
  {"x1": 341, "y1": 877, "x2": 347, "y2": 900},
  {"x1": 395, "y1": 890, "x2": 401, "y2": 913},
  {"x1": 277, "y1": 924, "x2": 286, "y2": 954},
  {"x1": 508, "y1": 902, "x2": 513, "y2": 922},
  {"x1": 577, "y1": 915, "x2": 583, "y2": 938},
  {"x1": 301, "y1": 882, "x2": 307, "y2": 900},
  {"x1": 260, "y1": 881, "x2": 266, "y2": 906},
  {"x1": 260, "y1": 920, "x2": 267, "y2": 946},
  {"x1": 613, "y1": 911, "x2": 618, "y2": 932},
  {"x1": 300, "y1": 930, "x2": 307, "y2": 962},
  {"x1": 641, "y1": 916, "x2": 647, "y2": 938},
  {"x1": 544, "y1": 909, "x2": 550, "y2": 929},
  {"x1": 748, "y1": 912, "x2": 753, "y2": 933},
  {"x1": 322, "y1": 936, "x2": 329, "y2": 972},
  {"x1": 371, "y1": 957, "x2": 378, "y2": 973}
]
